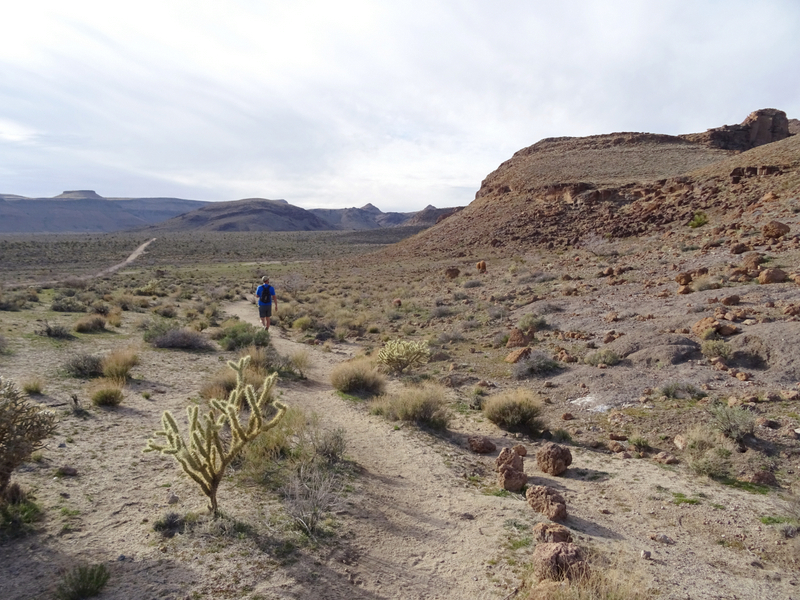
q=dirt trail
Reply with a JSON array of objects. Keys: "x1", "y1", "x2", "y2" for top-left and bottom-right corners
[
  {"x1": 226, "y1": 301, "x2": 521, "y2": 599},
  {"x1": 96, "y1": 238, "x2": 156, "y2": 277}
]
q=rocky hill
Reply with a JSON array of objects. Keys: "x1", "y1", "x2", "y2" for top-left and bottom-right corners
[
  {"x1": 395, "y1": 109, "x2": 799, "y2": 257},
  {"x1": 309, "y1": 203, "x2": 415, "y2": 229}
]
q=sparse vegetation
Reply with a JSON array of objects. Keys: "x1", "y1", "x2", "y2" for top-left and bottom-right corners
[
  {"x1": 584, "y1": 348, "x2": 620, "y2": 366},
  {"x1": 91, "y1": 385, "x2": 124, "y2": 407},
  {"x1": 330, "y1": 357, "x2": 386, "y2": 396},
  {"x1": 74, "y1": 315, "x2": 106, "y2": 333},
  {"x1": 63, "y1": 353, "x2": 104, "y2": 378},
  {"x1": 483, "y1": 388, "x2": 543, "y2": 435},
  {"x1": 218, "y1": 321, "x2": 270, "y2": 350},
  {"x1": 689, "y1": 211, "x2": 709, "y2": 228},
  {"x1": 512, "y1": 351, "x2": 560, "y2": 379},
  {"x1": 55, "y1": 563, "x2": 110, "y2": 600},
  {"x1": 701, "y1": 340, "x2": 732, "y2": 360},
  {"x1": 709, "y1": 403, "x2": 755, "y2": 444},
  {"x1": 370, "y1": 383, "x2": 450, "y2": 430},
  {"x1": 101, "y1": 347, "x2": 139, "y2": 384}
]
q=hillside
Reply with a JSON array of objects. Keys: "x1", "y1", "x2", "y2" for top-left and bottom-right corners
[
  {"x1": 394, "y1": 109, "x2": 799, "y2": 257},
  {"x1": 0, "y1": 191, "x2": 205, "y2": 233}
]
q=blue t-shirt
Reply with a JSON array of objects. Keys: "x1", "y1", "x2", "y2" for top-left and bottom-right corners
[{"x1": 256, "y1": 284, "x2": 275, "y2": 306}]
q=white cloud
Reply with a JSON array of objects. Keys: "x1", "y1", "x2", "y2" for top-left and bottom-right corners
[{"x1": 0, "y1": 0, "x2": 799, "y2": 210}]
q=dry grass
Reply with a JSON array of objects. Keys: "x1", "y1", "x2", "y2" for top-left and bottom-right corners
[
  {"x1": 370, "y1": 383, "x2": 450, "y2": 430},
  {"x1": 483, "y1": 388, "x2": 544, "y2": 435},
  {"x1": 330, "y1": 357, "x2": 386, "y2": 396},
  {"x1": 101, "y1": 347, "x2": 139, "y2": 385},
  {"x1": 74, "y1": 315, "x2": 106, "y2": 333}
]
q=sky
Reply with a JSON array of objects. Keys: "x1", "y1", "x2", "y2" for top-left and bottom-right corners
[{"x1": 1, "y1": 0, "x2": 799, "y2": 213}]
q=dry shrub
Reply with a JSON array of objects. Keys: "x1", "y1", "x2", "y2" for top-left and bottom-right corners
[
  {"x1": 483, "y1": 388, "x2": 544, "y2": 435},
  {"x1": 709, "y1": 403, "x2": 755, "y2": 444},
  {"x1": 330, "y1": 358, "x2": 386, "y2": 396},
  {"x1": 683, "y1": 425, "x2": 737, "y2": 478},
  {"x1": 370, "y1": 383, "x2": 450, "y2": 430},
  {"x1": 583, "y1": 349, "x2": 620, "y2": 366},
  {"x1": 101, "y1": 348, "x2": 139, "y2": 384},
  {"x1": 91, "y1": 384, "x2": 124, "y2": 407},
  {"x1": 55, "y1": 563, "x2": 110, "y2": 600},
  {"x1": 513, "y1": 351, "x2": 560, "y2": 379},
  {"x1": 289, "y1": 349, "x2": 311, "y2": 378},
  {"x1": 106, "y1": 307, "x2": 123, "y2": 328},
  {"x1": 239, "y1": 344, "x2": 289, "y2": 375},
  {"x1": 240, "y1": 407, "x2": 316, "y2": 483},
  {"x1": 21, "y1": 378, "x2": 43, "y2": 395},
  {"x1": 701, "y1": 340, "x2": 732, "y2": 360},
  {"x1": 525, "y1": 564, "x2": 652, "y2": 600},
  {"x1": 281, "y1": 463, "x2": 342, "y2": 537},
  {"x1": 199, "y1": 367, "x2": 263, "y2": 401},
  {"x1": 63, "y1": 354, "x2": 103, "y2": 378},
  {"x1": 150, "y1": 327, "x2": 213, "y2": 351}
]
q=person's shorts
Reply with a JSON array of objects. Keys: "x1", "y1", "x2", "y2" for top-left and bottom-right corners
[{"x1": 258, "y1": 304, "x2": 272, "y2": 318}]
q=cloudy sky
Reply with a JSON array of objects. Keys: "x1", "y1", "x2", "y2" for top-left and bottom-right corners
[{"x1": 1, "y1": 0, "x2": 798, "y2": 212}]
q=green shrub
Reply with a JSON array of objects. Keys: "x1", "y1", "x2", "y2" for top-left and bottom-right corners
[
  {"x1": 376, "y1": 339, "x2": 430, "y2": 374},
  {"x1": 370, "y1": 384, "x2": 450, "y2": 430},
  {"x1": 293, "y1": 315, "x2": 314, "y2": 331},
  {"x1": 483, "y1": 389, "x2": 544, "y2": 435},
  {"x1": 330, "y1": 358, "x2": 386, "y2": 396},
  {"x1": 512, "y1": 351, "x2": 560, "y2": 379},
  {"x1": 0, "y1": 377, "x2": 57, "y2": 497},
  {"x1": 74, "y1": 315, "x2": 106, "y2": 333},
  {"x1": 517, "y1": 313, "x2": 546, "y2": 333},
  {"x1": 91, "y1": 386, "x2": 124, "y2": 407},
  {"x1": 709, "y1": 404, "x2": 755, "y2": 444},
  {"x1": 689, "y1": 211, "x2": 708, "y2": 228},
  {"x1": 55, "y1": 563, "x2": 110, "y2": 600},
  {"x1": 0, "y1": 493, "x2": 43, "y2": 540},
  {"x1": 51, "y1": 296, "x2": 86, "y2": 313},
  {"x1": 584, "y1": 349, "x2": 620, "y2": 366},
  {"x1": 701, "y1": 340, "x2": 732, "y2": 360},
  {"x1": 63, "y1": 354, "x2": 103, "y2": 378},
  {"x1": 219, "y1": 322, "x2": 270, "y2": 350},
  {"x1": 658, "y1": 382, "x2": 706, "y2": 400}
]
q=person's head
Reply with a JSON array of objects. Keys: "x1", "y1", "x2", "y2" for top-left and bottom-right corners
[{"x1": 262, "y1": 276, "x2": 269, "y2": 283}]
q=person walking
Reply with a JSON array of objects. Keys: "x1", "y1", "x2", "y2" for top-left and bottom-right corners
[{"x1": 255, "y1": 276, "x2": 278, "y2": 330}]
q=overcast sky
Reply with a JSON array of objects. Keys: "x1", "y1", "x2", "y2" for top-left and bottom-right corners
[{"x1": 1, "y1": 1, "x2": 798, "y2": 212}]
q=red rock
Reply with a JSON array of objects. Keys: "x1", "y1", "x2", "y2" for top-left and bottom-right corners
[
  {"x1": 721, "y1": 295, "x2": 740, "y2": 306},
  {"x1": 512, "y1": 444, "x2": 527, "y2": 457},
  {"x1": 675, "y1": 272, "x2": 693, "y2": 285},
  {"x1": 467, "y1": 436, "x2": 496, "y2": 454},
  {"x1": 504, "y1": 347, "x2": 531, "y2": 363},
  {"x1": 654, "y1": 452, "x2": 679, "y2": 465},
  {"x1": 758, "y1": 268, "x2": 787, "y2": 284},
  {"x1": 762, "y1": 221, "x2": 790, "y2": 239},
  {"x1": 526, "y1": 485, "x2": 568, "y2": 521},
  {"x1": 498, "y1": 464, "x2": 527, "y2": 492},
  {"x1": 506, "y1": 328, "x2": 529, "y2": 348},
  {"x1": 561, "y1": 413, "x2": 575, "y2": 421},
  {"x1": 531, "y1": 543, "x2": 589, "y2": 581},
  {"x1": 532, "y1": 522, "x2": 573, "y2": 543},
  {"x1": 495, "y1": 447, "x2": 523, "y2": 472},
  {"x1": 536, "y1": 443, "x2": 572, "y2": 476},
  {"x1": 692, "y1": 317, "x2": 719, "y2": 337}
]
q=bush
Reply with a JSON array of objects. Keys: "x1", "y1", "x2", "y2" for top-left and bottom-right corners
[
  {"x1": 483, "y1": 389, "x2": 544, "y2": 435},
  {"x1": 701, "y1": 340, "x2": 732, "y2": 360},
  {"x1": 91, "y1": 386, "x2": 124, "y2": 407},
  {"x1": 102, "y1": 348, "x2": 139, "y2": 384},
  {"x1": 21, "y1": 378, "x2": 43, "y2": 395},
  {"x1": 0, "y1": 493, "x2": 42, "y2": 540},
  {"x1": 370, "y1": 384, "x2": 450, "y2": 430},
  {"x1": 63, "y1": 354, "x2": 103, "y2": 378},
  {"x1": 74, "y1": 315, "x2": 107, "y2": 333},
  {"x1": 463, "y1": 280, "x2": 482, "y2": 288},
  {"x1": 293, "y1": 315, "x2": 314, "y2": 331},
  {"x1": 150, "y1": 327, "x2": 214, "y2": 350},
  {"x1": 584, "y1": 349, "x2": 620, "y2": 366},
  {"x1": 658, "y1": 382, "x2": 706, "y2": 400},
  {"x1": 314, "y1": 427, "x2": 347, "y2": 462},
  {"x1": 683, "y1": 425, "x2": 736, "y2": 478},
  {"x1": 219, "y1": 322, "x2": 270, "y2": 351},
  {"x1": 240, "y1": 344, "x2": 291, "y2": 376},
  {"x1": 51, "y1": 296, "x2": 86, "y2": 313},
  {"x1": 376, "y1": 339, "x2": 430, "y2": 374},
  {"x1": 0, "y1": 377, "x2": 57, "y2": 496},
  {"x1": 709, "y1": 404, "x2": 755, "y2": 444},
  {"x1": 330, "y1": 358, "x2": 386, "y2": 396},
  {"x1": 689, "y1": 211, "x2": 708, "y2": 228},
  {"x1": 55, "y1": 563, "x2": 110, "y2": 600},
  {"x1": 512, "y1": 351, "x2": 560, "y2": 379},
  {"x1": 36, "y1": 320, "x2": 73, "y2": 339},
  {"x1": 153, "y1": 511, "x2": 185, "y2": 538},
  {"x1": 281, "y1": 463, "x2": 342, "y2": 537},
  {"x1": 517, "y1": 313, "x2": 547, "y2": 333}
]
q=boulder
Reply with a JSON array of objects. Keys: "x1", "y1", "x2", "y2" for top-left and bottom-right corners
[
  {"x1": 532, "y1": 522, "x2": 573, "y2": 543},
  {"x1": 506, "y1": 328, "x2": 529, "y2": 348},
  {"x1": 758, "y1": 268, "x2": 787, "y2": 284},
  {"x1": 512, "y1": 444, "x2": 528, "y2": 457},
  {"x1": 498, "y1": 464, "x2": 527, "y2": 492},
  {"x1": 536, "y1": 442, "x2": 573, "y2": 476},
  {"x1": 763, "y1": 221, "x2": 790, "y2": 239},
  {"x1": 526, "y1": 485, "x2": 568, "y2": 521},
  {"x1": 531, "y1": 542, "x2": 589, "y2": 581},
  {"x1": 721, "y1": 295, "x2": 740, "y2": 306},
  {"x1": 675, "y1": 272, "x2": 693, "y2": 285},
  {"x1": 496, "y1": 447, "x2": 524, "y2": 472},
  {"x1": 730, "y1": 242, "x2": 749, "y2": 255},
  {"x1": 692, "y1": 317, "x2": 719, "y2": 337},
  {"x1": 505, "y1": 347, "x2": 531, "y2": 363},
  {"x1": 467, "y1": 436, "x2": 496, "y2": 454},
  {"x1": 741, "y1": 252, "x2": 765, "y2": 271}
]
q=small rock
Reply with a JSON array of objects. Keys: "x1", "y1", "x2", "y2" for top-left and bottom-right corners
[
  {"x1": 167, "y1": 493, "x2": 179, "y2": 505},
  {"x1": 650, "y1": 533, "x2": 675, "y2": 545},
  {"x1": 536, "y1": 442, "x2": 573, "y2": 476},
  {"x1": 641, "y1": 550, "x2": 651, "y2": 560},
  {"x1": 561, "y1": 413, "x2": 575, "y2": 421},
  {"x1": 467, "y1": 436, "x2": 496, "y2": 454}
]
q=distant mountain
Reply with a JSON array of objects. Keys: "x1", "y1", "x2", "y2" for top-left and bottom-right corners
[
  {"x1": 309, "y1": 203, "x2": 416, "y2": 229},
  {"x1": 144, "y1": 198, "x2": 333, "y2": 232},
  {"x1": 0, "y1": 190, "x2": 464, "y2": 234},
  {"x1": 0, "y1": 191, "x2": 206, "y2": 233}
]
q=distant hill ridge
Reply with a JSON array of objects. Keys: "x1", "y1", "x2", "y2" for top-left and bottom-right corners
[{"x1": 0, "y1": 190, "x2": 459, "y2": 234}]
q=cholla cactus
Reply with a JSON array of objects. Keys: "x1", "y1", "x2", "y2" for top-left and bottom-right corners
[
  {"x1": 0, "y1": 377, "x2": 57, "y2": 497},
  {"x1": 376, "y1": 339, "x2": 430, "y2": 374},
  {"x1": 144, "y1": 356, "x2": 287, "y2": 516}
]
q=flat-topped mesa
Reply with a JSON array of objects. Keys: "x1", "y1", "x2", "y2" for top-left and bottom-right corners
[
  {"x1": 680, "y1": 108, "x2": 792, "y2": 151},
  {"x1": 53, "y1": 190, "x2": 105, "y2": 200}
]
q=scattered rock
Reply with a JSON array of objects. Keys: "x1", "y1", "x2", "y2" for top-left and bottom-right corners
[
  {"x1": 762, "y1": 221, "x2": 790, "y2": 239},
  {"x1": 526, "y1": 485, "x2": 568, "y2": 521},
  {"x1": 721, "y1": 295, "x2": 740, "y2": 306},
  {"x1": 495, "y1": 447, "x2": 524, "y2": 472},
  {"x1": 467, "y1": 436, "x2": 496, "y2": 454},
  {"x1": 758, "y1": 268, "x2": 787, "y2": 284},
  {"x1": 692, "y1": 317, "x2": 719, "y2": 337},
  {"x1": 561, "y1": 413, "x2": 575, "y2": 421},
  {"x1": 608, "y1": 441, "x2": 626, "y2": 453},
  {"x1": 498, "y1": 464, "x2": 527, "y2": 492},
  {"x1": 536, "y1": 442, "x2": 573, "y2": 476},
  {"x1": 504, "y1": 347, "x2": 531, "y2": 363},
  {"x1": 730, "y1": 242, "x2": 749, "y2": 255},
  {"x1": 675, "y1": 272, "x2": 693, "y2": 285},
  {"x1": 641, "y1": 550, "x2": 651, "y2": 560},
  {"x1": 654, "y1": 452, "x2": 678, "y2": 465},
  {"x1": 506, "y1": 328, "x2": 529, "y2": 348},
  {"x1": 512, "y1": 444, "x2": 527, "y2": 457},
  {"x1": 673, "y1": 434, "x2": 687, "y2": 450},
  {"x1": 650, "y1": 533, "x2": 675, "y2": 545},
  {"x1": 167, "y1": 493, "x2": 179, "y2": 505},
  {"x1": 531, "y1": 542, "x2": 589, "y2": 581},
  {"x1": 532, "y1": 522, "x2": 573, "y2": 543}
]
